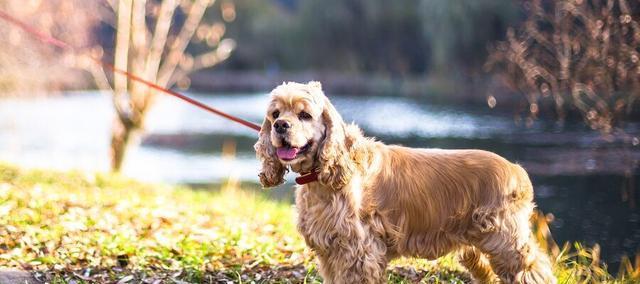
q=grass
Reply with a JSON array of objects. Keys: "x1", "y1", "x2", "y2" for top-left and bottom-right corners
[{"x1": 0, "y1": 163, "x2": 638, "y2": 283}]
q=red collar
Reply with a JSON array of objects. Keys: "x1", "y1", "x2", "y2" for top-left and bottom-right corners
[{"x1": 295, "y1": 171, "x2": 319, "y2": 185}]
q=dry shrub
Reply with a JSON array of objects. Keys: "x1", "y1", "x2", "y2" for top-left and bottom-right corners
[{"x1": 486, "y1": 0, "x2": 640, "y2": 133}]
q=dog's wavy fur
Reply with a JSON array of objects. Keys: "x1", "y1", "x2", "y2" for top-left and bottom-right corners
[{"x1": 255, "y1": 82, "x2": 556, "y2": 284}]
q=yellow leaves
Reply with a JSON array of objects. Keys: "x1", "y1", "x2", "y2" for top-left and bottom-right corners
[
  {"x1": 0, "y1": 182, "x2": 10, "y2": 196},
  {"x1": 0, "y1": 164, "x2": 496, "y2": 282},
  {"x1": 0, "y1": 202, "x2": 12, "y2": 216},
  {"x1": 0, "y1": 165, "x2": 317, "y2": 280},
  {"x1": 116, "y1": 274, "x2": 134, "y2": 284}
]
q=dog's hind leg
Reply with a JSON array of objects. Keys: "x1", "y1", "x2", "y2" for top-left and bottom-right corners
[
  {"x1": 459, "y1": 246, "x2": 498, "y2": 283},
  {"x1": 471, "y1": 209, "x2": 556, "y2": 284}
]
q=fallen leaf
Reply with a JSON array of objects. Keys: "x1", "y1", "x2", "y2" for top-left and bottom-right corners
[{"x1": 117, "y1": 275, "x2": 134, "y2": 284}]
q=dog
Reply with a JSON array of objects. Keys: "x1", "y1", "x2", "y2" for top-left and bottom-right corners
[{"x1": 254, "y1": 81, "x2": 556, "y2": 284}]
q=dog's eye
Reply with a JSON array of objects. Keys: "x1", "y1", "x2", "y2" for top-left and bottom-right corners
[
  {"x1": 272, "y1": 110, "x2": 280, "y2": 119},
  {"x1": 298, "y1": 111, "x2": 312, "y2": 120}
]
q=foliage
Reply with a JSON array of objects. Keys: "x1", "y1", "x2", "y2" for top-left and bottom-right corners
[
  {"x1": 419, "y1": 0, "x2": 520, "y2": 72},
  {"x1": 0, "y1": 164, "x2": 468, "y2": 283},
  {"x1": 222, "y1": 0, "x2": 521, "y2": 76},
  {"x1": 1, "y1": 164, "x2": 640, "y2": 283},
  {"x1": 294, "y1": 0, "x2": 428, "y2": 74},
  {"x1": 486, "y1": 0, "x2": 640, "y2": 132},
  {"x1": 0, "y1": 0, "x2": 523, "y2": 81}
]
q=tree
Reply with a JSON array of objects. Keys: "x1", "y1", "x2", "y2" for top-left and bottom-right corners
[
  {"x1": 96, "y1": 0, "x2": 236, "y2": 171},
  {"x1": 486, "y1": 0, "x2": 640, "y2": 133}
]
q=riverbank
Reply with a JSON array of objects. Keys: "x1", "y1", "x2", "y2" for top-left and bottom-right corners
[{"x1": 1, "y1": 163, "x2": 638, "y2": 283}]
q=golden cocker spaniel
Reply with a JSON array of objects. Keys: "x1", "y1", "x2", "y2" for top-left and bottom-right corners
[{"x1": 255, "y1": 81, "x2": 556, "y2": 284}]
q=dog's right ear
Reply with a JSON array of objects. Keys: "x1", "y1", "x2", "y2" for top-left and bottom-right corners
[{"x1": 254, "y1": 117, "x2": 287, "y2": 187}]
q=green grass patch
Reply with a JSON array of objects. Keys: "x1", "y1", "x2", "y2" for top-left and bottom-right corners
[{"x1": 0, "y1": 163, "x2": 638, "y2": 283}]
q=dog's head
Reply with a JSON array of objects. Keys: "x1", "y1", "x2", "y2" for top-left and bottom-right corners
[{"x1": 254, "y1": 81, "x2": 354, "y2": 188}]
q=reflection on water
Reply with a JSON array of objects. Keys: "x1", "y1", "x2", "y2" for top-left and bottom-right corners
[
  {"x1": 1, "y1": 91, "x2": 639, "y2": 269},
  {"x1": 335, "y1": 97, "x2": 514, "y2": 138},
  {"x1": 534, "y1": 174, "x2": 640, "y2": 268}
]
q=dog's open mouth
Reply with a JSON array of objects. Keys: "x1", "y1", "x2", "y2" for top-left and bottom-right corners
[{"x1": 276, "y1": 141, "x2": 311, "y2": 161}]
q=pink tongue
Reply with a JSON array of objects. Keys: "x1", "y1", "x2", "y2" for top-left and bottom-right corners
[{"x1": 277, "y1": 147, "x2": 299, "y2": 160}]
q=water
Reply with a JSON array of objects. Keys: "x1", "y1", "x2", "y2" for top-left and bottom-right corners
[{"x1": 1, "y1": 91, "x2": 639, "y2": 269}]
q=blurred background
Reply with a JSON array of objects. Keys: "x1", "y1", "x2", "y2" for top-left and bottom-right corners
[{"x1": 0, "y1": 0, "x2": 639, "y2": 271}]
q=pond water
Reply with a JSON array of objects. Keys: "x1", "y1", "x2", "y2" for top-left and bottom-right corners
[{"x1": 1, "y1": 91, "x2": 639, "y2": 270}]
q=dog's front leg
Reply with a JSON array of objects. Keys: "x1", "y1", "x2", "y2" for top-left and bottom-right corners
[{"x1": 316, "y1": 233, "x2": 388, "y2": 284}]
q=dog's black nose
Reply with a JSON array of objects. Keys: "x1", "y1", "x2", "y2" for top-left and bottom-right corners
[{"x1": 274, "y1": 119, "x2": 291, "y2": 134}]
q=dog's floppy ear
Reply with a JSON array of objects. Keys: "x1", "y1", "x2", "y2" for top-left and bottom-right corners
[
  {"x1": 254, "y1": 117, "x2": 286, "y2": 187},
  {"x1": 317, "y1": 95, "x2": 356, "y2": 189}
]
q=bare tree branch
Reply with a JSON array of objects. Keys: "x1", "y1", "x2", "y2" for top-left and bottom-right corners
[
  {"x1": 145, "y1": 0, "x2": 178, "y2": 81},
  {"x1": 86, "y1": 58, "x2": 113, "y2": 92},
  {"x1": 113, "y1": 0, "x2": 133, "y2": 125},
  {"x1": 157, "y1": 0, "x2": 214, "y2": 87},
  {"x1": 131, "y1": 0, "x2": 148, "y2": 74},
  {"x1": 167, "y1": 38, "x2": 235, "y2": 86},
  {"x1": 104, "y1": 0, "x2": 117, "y2": 12},
  {"x1": 135, "y1": 0, "x2": 179, "y2": 113},
  {"x1": 129, "y1": 0, "x2": 150, "y2": 115}
]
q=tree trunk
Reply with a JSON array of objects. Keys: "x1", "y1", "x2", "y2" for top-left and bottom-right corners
[
  {"x1": 110, "y1": 116, "x2": 137, "y2": 172},
  {"x1": 110, "y1": 0, "x2": 132, "y2": 172}
]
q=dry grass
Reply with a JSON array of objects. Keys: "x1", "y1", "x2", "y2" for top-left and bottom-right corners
[
  {"x1": 0, "y1": 164, "x2": 467, "y2": 283},
  {"x1": 0, "y1": 163, "x2": 638, "y2": 283}
]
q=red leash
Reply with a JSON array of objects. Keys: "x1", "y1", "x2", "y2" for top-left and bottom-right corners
[{"x1": 0, "y1": 9, "x2": 261, "y2": 132}]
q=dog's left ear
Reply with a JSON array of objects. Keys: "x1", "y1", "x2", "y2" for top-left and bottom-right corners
[
  {"x1": 317, "y1": 95, "x2": 356, "y2": 189},
  {"x1": 254, "y1": 117, "x2": 287, "y2": 187}
]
